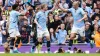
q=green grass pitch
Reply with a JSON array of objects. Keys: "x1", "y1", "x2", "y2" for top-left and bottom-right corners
[{"x1": 0, "y1": 54, "x2": 100, "y2": 56}]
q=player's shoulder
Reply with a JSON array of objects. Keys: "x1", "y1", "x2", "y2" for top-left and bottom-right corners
[
  {"x1": 36, "y1": 11, "x2": 43, "y2": 15},
  {"x1": 78, "y1": 7, "x2": 84, "y2": 10},
  {"x1": 10, "y1": 10, "x2": 18, "y2": 14}
]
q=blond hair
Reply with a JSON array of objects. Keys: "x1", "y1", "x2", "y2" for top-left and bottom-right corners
[
  {"x1": 41, "y1": 4, "x2": 47, "y2": 9},
  {"x1": 73, "y1": 1, "x2": 79, "y2": 6}
]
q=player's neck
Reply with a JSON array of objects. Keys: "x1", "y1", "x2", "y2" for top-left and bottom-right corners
[
  {"x1": 41, "y1": 9, "x2": 45, "y2": 12},
  {"x1": 74, "y1": 7, "x2": 78, "y2": 10}
]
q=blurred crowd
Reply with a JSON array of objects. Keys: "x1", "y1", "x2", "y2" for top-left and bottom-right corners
[{"x1": 0, "y1": 0, "x2": 100, "y2": 45}]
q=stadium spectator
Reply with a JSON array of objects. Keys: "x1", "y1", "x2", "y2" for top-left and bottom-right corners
[
  {"x1": 91, "y1": 8, "x2": 100, "y2": 21},
  {"x1": 3, "y1": 37, "x2": 10, "y2": 53},
  {"x1": 20, "y1": 25, "x2": 30, "y2": 44},
  {"x1": 85, "y1": 21, "x2": 94, "y2": 48},
  {"x1": 57, "y1": 47, "x2": 65, "y2": 53},
  {"x1": 93, "y1": 15, "x2": 100, "y2": 25},
  {"x1": 23, "y1": 19, "x2": 31, "y2": 34},
  {"x1": 18, "y1": 15, "x2": 25, "y2": 31},
  {"x1": 73, "y1": 47, "x2": 78, "y2": 53},
  {"x1": 85, "y1": 22, "x2": 92, "y2": 42},
  {"x1": 49, "y1": 28, "x2": 57, "y2": 43},
  {"x1": 47, "y1": 12, "x2": 55, "y2": 30},
  {"x1": 94, "y1": 25, "x2": 100, "y2": 47},
  {"x1": 96, "y1": 49, "x2": 100, "y2": 53},
  {"x1": 2, "y1": 6, "x2": 12, "y2": 20},
  {"x1": 53, "y1": 15, "x2": 62, "y2": 31},
  {"x1": 56, "y1": 23, "x2": 67, "y2": 45},
  {"x1": 82, "y1": 2, "x2": 93, "y2": 17},
  {"x1": 94, "y1": 0, "x2": 100, "y2": 9},
  {"x1": 1, "y1": 14, "x2": 8, "y2": 43},
  {"x1": 34, "y1": 0, "x2": 41, "y2": 6},
  {"x1": 76, "y1": 48, "x2": 84, "y2": 53}
]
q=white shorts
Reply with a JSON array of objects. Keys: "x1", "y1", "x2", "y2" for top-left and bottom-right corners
[
  {"x1": 0, "y1": 37, "x2": 2, "y2": 45},
  {"x1": 8, "y1": 29, "x2": 20, "y2": 38},
  {"x1": 71, "y1": 26, "x2": 85, "y2": 37},
  {"x1": 37, "y1": 29, "x2": 50, "y2": 38}
]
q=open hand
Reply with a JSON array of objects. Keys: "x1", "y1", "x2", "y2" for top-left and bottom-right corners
[{"x1": 77, "y1": 19, "x2": 82, "y2": 22}]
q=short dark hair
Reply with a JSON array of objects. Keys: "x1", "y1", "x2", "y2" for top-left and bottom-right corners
[{"x1": 12, "y1": 4, "x2": 19, "y2": 10}]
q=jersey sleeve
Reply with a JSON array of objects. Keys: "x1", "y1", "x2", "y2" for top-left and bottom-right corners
[
  {"x1": 35, "y1": 13, "x2": 41, "y2": 21},
  {"x1": 16, "y1": 11, "x2": 21, "y2": 16},
  {"x1": 80, "y1": 8, "x2": 85, "y2": 15}
]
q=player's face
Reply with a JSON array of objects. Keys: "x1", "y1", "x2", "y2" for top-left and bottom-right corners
[
  {"x1": 73, "y1": 2, "x2": 79, "y2": 9},
  {"x1": 73, "y1": 4, "x2": 78, "y2": 9},
  {"x1": 44, "y1": 5, "x2": 48, "y2": 11}
]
